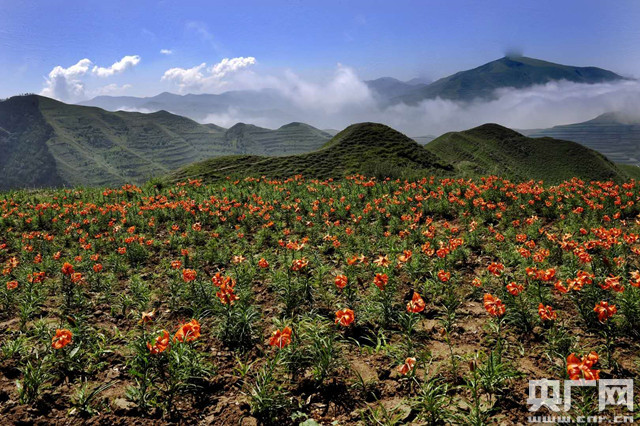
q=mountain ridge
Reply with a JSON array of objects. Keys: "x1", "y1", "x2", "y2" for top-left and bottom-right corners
[
  {"x1": 0, "y1": 95, "x2": 331, "y2": 189},
  {"x1": 394, "y1": 55, "x2": 625, "y2": 104},
  {"x1": 79, "y1": 56, "x2": 627, "y2": 121}
]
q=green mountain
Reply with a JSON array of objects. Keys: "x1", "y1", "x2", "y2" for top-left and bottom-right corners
[
  {"x1": 395, "y1": 56, "x2": 624, "y2": 104},
  {"x1": 223, "y1": 122, "x2": 331, "y2": 156},
  {"x1": 0, "y1": 95, "x2": 331, "y2": 190},
  {"x1": 171, "y1": 122, "x2": 453, "y2": 182},
  {"x1": 426, "y1": 123, "x2": 629, "y2": 183},
  {"x1": 522, "y1": 112, "x2": 640, "y2": 166}
]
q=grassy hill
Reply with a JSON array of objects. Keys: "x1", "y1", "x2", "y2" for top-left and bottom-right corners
[
  {"x1": 396, "y1": 56, "x2": 624, "y2": 104},
  {"x1": 522, "y1": 112, "x2": 640, "y2": 166},
  {"x1": 0, "y1": 95, "x2": 331, "y2": 190},
  {"x1": 171, "y1": 122, "x2": 453, "y2": 182},
  {"x1": 426, "y1": 123, "x2": 630, "y2": 183}
]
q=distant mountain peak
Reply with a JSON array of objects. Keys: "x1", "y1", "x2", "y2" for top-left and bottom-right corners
[
  {"x1": 588, "y1": 111, "x2": 640, "y2": 125},
  {"x1": 394, "y1": 56, "x2": 624, "y2": 104}
]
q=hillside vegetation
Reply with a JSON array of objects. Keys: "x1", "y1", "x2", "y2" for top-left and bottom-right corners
[
  {"x1": 523, "y1": 112, "x2": 640, "y2": 166},
  {"x1": 171, "y1": 122, "x2": 453, "y2": 182},
  {"x1": 425, "y1": 123, "x2": 630, "y2": 183},
  {"x1": 0, "y1": 95, "x2": 331, "y2": 189}
]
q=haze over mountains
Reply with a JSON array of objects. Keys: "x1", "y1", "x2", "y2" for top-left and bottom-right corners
[{"x1": 79, "y1": 55, "x2": 638, "y2": 135}]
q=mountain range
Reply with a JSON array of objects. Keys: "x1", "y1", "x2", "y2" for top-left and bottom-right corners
[
  {"x1": 1, "y1": 55, "x2": 638, "y2": 190},
  {"x1": 80, "y1": 56, "x2": 626, "y2": 123},
  {"x1": 0, "y1": 95, "x2": 331, "y2": 190},
  {"x1": 2, "y1": 93, "x2": 639, "y2": 190}
]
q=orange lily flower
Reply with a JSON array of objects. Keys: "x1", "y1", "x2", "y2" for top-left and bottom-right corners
[
  {"x1": 373, "y1": 255, "x2": 390, "y2": 268},
  {"x1": 269, "y1": 326, "x2": 292, "y2": 348},
  {"x1": 567, "y1": 352, "x2": 599, "y2": 380},
  {"x1": 483, "y1": 293, "x2": 505, "y2": 317},
  {"x1": 174, "y1": 319, "x2": 201, "y2": 342},
  {"x1": 140, "y1": 310, "x2": 156, "y2": 324},
  {"x1": 397, "y1": 250, "x2": 412, "y2": 263},
  {"x1": 291, "y1": 258, "x2": 309, "y2": 271},
  {"x1": 506, "y1": 282, "x2": 523, "y2": 296},
  {"x1": 52, "y1": 329, "x2": 73, "y2": 350},
  {"x1": 335, "y1": 308, "x2": 355, "y2": 326},
  {"x1": 397, "y1": 357, "x2": 417, "y2": 375},
  {"x1": 487, "y1": 262, "x2": 504, "y2": 276},
  {"x1": 538, "y1": 303, "x2": 557, "y2": 321},
  {"x1": 334, "y1": 274, "x2": 348, "y2": 289},
  {"x1": 182, "y1": 268, "x2": 197, "y2": 283},
  {"x1": 593, "y1": 301, "x2": 617, "y2": 322},
  {"x1": 437, "y1": 270, "x2": 451, "y2": 282},
  {"x1": 406, "y1": 292, "x2": 426, "y2": 313},
  {"x1": 61, "y1": 262, "x2": 75, "y2": 276},
  {"x1": 373, "y1": 273, "x2": 388, "y2": 290},
  {"x1": 147, "y1": 330, "x2": 170, "y2": 354}
]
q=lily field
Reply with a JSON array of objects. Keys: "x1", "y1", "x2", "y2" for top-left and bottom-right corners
[{"x1": 1, "y1": 175, "x2": 640, "y2": 424}]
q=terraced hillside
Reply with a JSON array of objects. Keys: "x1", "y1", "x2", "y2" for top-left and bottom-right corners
[
  {"x1": 523, "y1": 112, "x2": 640, "y2": 166},
  {"x1": 172, "y1": 122, "x2": 453, "y2": 182},
  {"x1": 0, "y1": 95, "x2": 331, "y2": 189},
  {"x1": 426, "y1": 123, "x2": 631, "y2": 183},
  {"x1": 223, "y1": 122, "x2": 331, "y2": 156}
]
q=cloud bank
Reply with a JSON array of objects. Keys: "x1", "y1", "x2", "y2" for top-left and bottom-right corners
[{"x1": 198, "y1": 65, "x2": 640, "y2": 135}]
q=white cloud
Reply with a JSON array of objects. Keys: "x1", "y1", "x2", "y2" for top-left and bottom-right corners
[
  {"x1": 41, "y1": 56, "x2": 140, "y2": 102},
  {"x1": 92, "y1": 55, "x2": 141, "y2": 77},
  {"x1": 210, "y1": 57, "x2": 256, "y2": 78},
  {"x1": 41, "y1": 58, "x2": 93, "y2": 102},
  {"x1": 160, "y1": 49, "x2": 173, "y2": 55},
  {"x1": 161, "y1": 57, "x2": 256, "y2": 92},
  {"x1": 275, "y1": 65, "x2": 374, "y2": 113}
]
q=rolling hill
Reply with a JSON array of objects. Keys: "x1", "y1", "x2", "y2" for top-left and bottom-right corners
[
  {"x1": 522, "y1": 112, "x2": 640, "y2": 166},
  {"x1": 171, "y1": 122, "x2": 453, "y2": 182},
  {"x1": 394, "y1": 56, "x2": 625, "y2": 104},
  {"x1": 426, "y1": 123, "x2": 630, "y2": 183},
  {"x1": 0, "y1": 95, "x2": 331, "y2": 190}
]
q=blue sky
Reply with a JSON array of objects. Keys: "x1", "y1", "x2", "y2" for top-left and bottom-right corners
[{"x1": 1, "y1": 0, "x2": 640, "y2": 101}]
